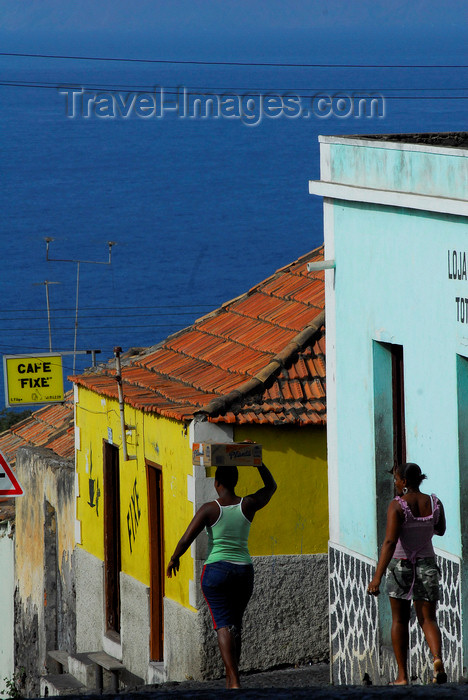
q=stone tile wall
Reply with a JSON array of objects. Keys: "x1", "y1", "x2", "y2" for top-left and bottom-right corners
[{"x1": 329, "y1": 544, "x2": 462, "y2": 685}]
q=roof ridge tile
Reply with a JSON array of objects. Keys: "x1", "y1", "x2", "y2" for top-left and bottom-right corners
[{"x1": 196, "y1": 309, "x2": 325, "y2": 419}]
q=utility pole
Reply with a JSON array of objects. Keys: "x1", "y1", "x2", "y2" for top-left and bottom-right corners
[
  {"x1": 33, "y1": 280, "x2": 61, "y2": 352},
  {"x1": 45, "y1": 238, "x2": 116, "y2": 372}
]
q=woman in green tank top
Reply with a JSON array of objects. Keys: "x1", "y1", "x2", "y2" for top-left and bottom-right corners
[{"x1": 167, "y1": 462, "x2": 276, "y2": 689}]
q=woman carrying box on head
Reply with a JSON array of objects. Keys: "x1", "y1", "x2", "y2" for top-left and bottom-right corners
[{"x1": 167, "y1": 462, "x2": 276, "y2": 689}]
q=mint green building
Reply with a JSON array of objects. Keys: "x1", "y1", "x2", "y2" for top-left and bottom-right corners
[{"x1": 310, "y1": 133, "x2": 468, "y2": 684}]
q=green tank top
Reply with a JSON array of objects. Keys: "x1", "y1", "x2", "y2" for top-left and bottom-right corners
[{"x1": 205, "y1": 499, "x2": 252, "y2": 565}]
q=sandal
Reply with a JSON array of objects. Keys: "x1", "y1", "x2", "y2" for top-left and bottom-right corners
[{"x1": 433, "y1": 657, "x2": 447, "y2": 684}]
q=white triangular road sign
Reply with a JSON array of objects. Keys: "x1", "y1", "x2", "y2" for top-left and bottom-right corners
[{"x1": 0, "y1": 449, "x2": 24, "y2": 497}]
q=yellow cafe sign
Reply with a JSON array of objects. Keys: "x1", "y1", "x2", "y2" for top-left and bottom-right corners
[{"x1": 3, "y1": 354, "x2": 64, "y2": 407}]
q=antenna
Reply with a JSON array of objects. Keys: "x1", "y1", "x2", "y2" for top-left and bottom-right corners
[
  {"x1": 33, "y1": 280, "x2": 61, "y2": 351},
  {"x1": 45, "y1": 238, "x2": 117, "y2": 372}
]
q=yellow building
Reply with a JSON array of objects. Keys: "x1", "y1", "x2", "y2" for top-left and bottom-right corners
[{"x1": 71, "y1": 246, "x2": 328, "y2": 683}]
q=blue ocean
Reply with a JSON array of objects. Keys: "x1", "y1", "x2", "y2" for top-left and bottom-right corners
[{"x1": 1, "y1": 26, "x2": 466, "y2": 408}]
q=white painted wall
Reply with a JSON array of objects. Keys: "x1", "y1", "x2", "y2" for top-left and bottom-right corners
[
  {"x1": 311, "y1": 138, "x2": 468, "y2": 560},
  {"x1": 0, "y1": 520, "x2": 15, "y2": 693},
  {"x1": 311, "y1": 135, "x2": 468, "y2": 684},
  {"x1": 331, "y1": 203, "x2": 467, "y2": 558}
]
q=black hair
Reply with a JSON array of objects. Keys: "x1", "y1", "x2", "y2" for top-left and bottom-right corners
[
  {"x1": 395, "y1": 462, "x2": 427, "y2": 488},
  {"x1": 215, "y1": 466, "x2": 238, "y2": 491}
]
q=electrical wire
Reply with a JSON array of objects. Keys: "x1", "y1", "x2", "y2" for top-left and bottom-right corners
[
  {"x1": 1, "y1": 80, "x2": 467, "y2": 100},
  {"x1": 0, "y1": 304, "x2": 217, "y2": 312},
  {"x1": 0, "y1": 312, "x2": 213, "y2": 321},
  {"x1": 1, "y1": 79, "x2": 467, "y2": 93},
  {"x1": 0, "y1": 325, "x2": 186, "y2": 331},
  {"x1": 1, "y1": 51, "x2": 467, "y2": 68},
  {"x1": 75, "y1": 404, "x2": 108, "y2": 416},
  {"x1": 0, "y1": 310, "x2": 214, "y2": 322}
]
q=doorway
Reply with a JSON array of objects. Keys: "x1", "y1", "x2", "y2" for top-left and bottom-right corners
[
  {"x1": 391, "y1": 343, "x2": 406, "y2": 468},
  {"x1": 103, "y1": 441, "x2": 121, "y2": 637},
  {"x1": 373, "y1": 341, "x2": 406, "y2": 648},
  {"x1": 146, "y1": 462, "x2": 164, "y2": 661},
  {"x1": 457, "y1": 354, "x2": 468, "y2": 667}
]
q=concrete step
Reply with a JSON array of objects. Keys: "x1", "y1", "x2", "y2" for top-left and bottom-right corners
[
  {"x1": 40, "y1": 673, "x2": 86, "y2": 697},
  {"x1": 147, "y1": 661, "x2": 166, "y2": 685},
  {"x1": 87, "y1": 651, "x2": 125, "y2": 672},
  {"x1": 67, "y1": 652, "x2": 98, "y2": 689},
  {"x1": 46, "y1": 650, "x2": 69, "y2": 674},
  {"x1": 87, "y1": 651, "x2": 126, "y2": 693}
]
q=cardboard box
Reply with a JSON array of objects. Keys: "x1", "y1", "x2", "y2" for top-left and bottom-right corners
[{"x1": 192, "y1": 442, "x2": 262, "y2": 467}]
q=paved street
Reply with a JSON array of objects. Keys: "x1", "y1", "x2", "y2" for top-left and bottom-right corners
[
  {"x1": 137, "y1": 664, "x2": 467, "y2": 698},
  {"x1": 139, "y1": 662, "x2": 330, "y2": 695},
  {"x1": 41, "y1": 663, "x2": 468, "y2": 699}
]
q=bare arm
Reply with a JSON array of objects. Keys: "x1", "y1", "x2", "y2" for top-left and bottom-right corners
[
  {"x1": 434, "y1": 499, "x2": 446, "y2": 536},
  {"x1": 243, "y1": 462, "x2": 277, "y2": 520},
  {"x1": 166, "y1": 502, "x2": 217, "y2": 578},
  {"x1": 367, "y1": 500, "x2": 403, "y2": 596}
]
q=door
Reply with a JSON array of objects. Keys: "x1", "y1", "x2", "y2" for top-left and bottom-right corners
[
  {"x1": 147, "y1": 462, "x2": 164, "y2": 660},
  {"x1": 373, "y1": 341, "x2": 406, "y2": 649},
  {"x1": 457, "y1": 355, "x2": 468, "y2": 669},
  {"x1": 103, "y1": 441, "x2": 121, "y2": 637},
  {"x1": 391, "y1": 343, "x2": 406, "y2": 469}
]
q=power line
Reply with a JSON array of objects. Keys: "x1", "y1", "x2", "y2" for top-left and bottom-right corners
[
  {"x1": 0, "y1": 307, "x2": 215, "y2": 323},
  {"x1": 1, "y1": 51, "x2": 467, "y2": 68},
  {"x1": 0, "y1": 346, "x2": 63, "y2": 352},
  {"x1": 0, "y1": 345, "x2": 112, "y2": 357},
  {"x1": 0, "y1": 312, "x2": 210, "y2": 320},
  {"x1": 1, "y1": 81, "x2": 467, "y2": 100},
  {"x1": 0, "y1": 324, "x2": 188, "y2": 331},
  {"x1": 2, "y1": 79, "x2": 467, "y2": 93},
  {"x1": 0, "y1": 304, "x2": 216, "y2": 311}
]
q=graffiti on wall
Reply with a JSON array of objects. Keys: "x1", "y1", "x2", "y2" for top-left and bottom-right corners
[
  {"x1": 87, "y1": 454, "x2": 100, "y2": 516},
  {"x1": 127, "y1": 478, "x2": 141, "y2": 553}
]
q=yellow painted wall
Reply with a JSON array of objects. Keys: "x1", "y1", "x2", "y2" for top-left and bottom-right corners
[
  {"x1": 75, "y1": 387, "x2": 194, "y2": 609},
  {"x1": 232, "y1": 424, "x2": 328, "y2": 555},
  {"x1": 75, "y1": 386, "x2": 328, "y2": 615},
  {"x1": 143, "y1": 413, "x2": 194, "y2": 610}
]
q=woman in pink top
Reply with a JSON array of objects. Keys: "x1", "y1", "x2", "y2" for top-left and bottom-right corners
[{"x1": 367, "y1": 463, "x2": 447, "y2": 685}]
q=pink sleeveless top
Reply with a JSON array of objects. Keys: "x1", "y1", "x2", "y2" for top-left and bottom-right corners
[{"x1": 393, "y1": 493, "x2": 440, "y2": 561}]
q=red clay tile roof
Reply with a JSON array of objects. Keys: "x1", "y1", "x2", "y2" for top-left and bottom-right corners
[
  {"x1": 70, "y1": 246, "x2": 326, "y2": 426},
  {"x1": 0, "y1": 499, "x2": 15, "y2": 523},
  {"x1": 0, "y1": 393, "x2": 75, "y2": 468}
]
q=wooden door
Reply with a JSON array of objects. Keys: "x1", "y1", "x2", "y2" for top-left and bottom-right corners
[
  {"x1": 391, "y1": 344, "x2": 406, "y2": 469},
  {"x1": 146, "y1": 462, "x2": 164, "y2": 660},
  {"x1": 103, "y1": 441, "x2": 121, "y2": 636}
]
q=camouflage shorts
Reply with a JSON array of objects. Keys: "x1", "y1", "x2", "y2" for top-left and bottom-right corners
[{"x1": 387, "y1": 557, "x2": 440, "y2": 602}]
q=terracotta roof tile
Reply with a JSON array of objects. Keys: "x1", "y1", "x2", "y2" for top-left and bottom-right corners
[
  {"x1": 0, "y1": 392, "x2": 75, "y2": 467},
  {"x1": 70, "y1": 246, "x2": 326, "y2": 426}
]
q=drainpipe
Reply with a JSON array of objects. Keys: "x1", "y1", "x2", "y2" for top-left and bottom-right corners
[
  {"x1": 114, "y1": 346, "x2": 129, "y2": 462},
  {"x1": 307, "y1": 259, "x2": 336, "y2": 272}
]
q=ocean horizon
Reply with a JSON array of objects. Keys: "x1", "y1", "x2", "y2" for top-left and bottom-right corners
[{"x1": 1, "y1": 23, "x2": 466, "y2": 408}]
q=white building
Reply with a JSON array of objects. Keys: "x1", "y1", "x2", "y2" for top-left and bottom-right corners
[{"x1": 310, "y1": 132, "x2": 468, "y2": 684}]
